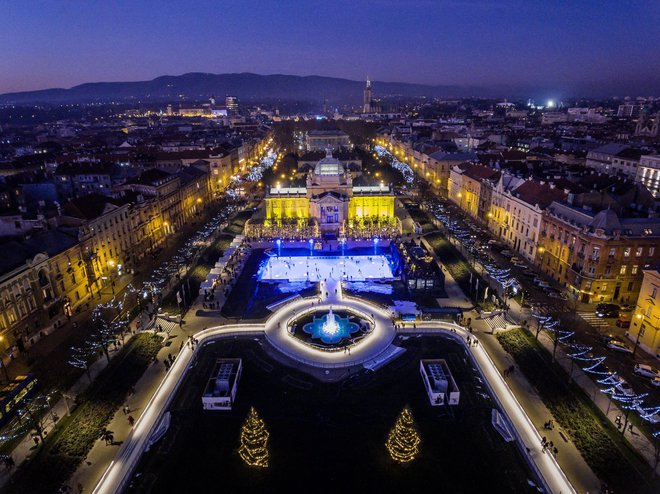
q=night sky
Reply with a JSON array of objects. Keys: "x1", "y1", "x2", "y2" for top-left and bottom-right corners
[{"x1": 1, "y1": 0, "x2": 659, "y2": 96}]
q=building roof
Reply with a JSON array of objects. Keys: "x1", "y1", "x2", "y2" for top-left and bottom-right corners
[
  {"x1": 461, "y1": 164, "x2": 500, "y2": 181},
  {"x1": 511, "y1": 181, "x2": 567, "y2": 209},
  {"x1": 589, "y1": 143, "x2": 628, "y2": 156},
  {"x1": 62, "y1": 193, "x2": 124, "y2": 220},
  {"x1": 429, "y1": 150, "x2": 477, "y2": 162},
  {"x1": 0, "y1": 228, "x2": 79, "y2": 275},
  {"x1": 128, "y1": 168, "x2": 175, "y2": 186}
]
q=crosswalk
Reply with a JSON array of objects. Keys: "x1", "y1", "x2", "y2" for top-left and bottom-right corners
[
  {"x1": 531, "y1": 302, "x2": 572, "y2": 315},
  {"x1": 577, "y1": 311, "x2": 611, "y2": 329},
  {"x1": 154, "y1": 315, "x2": 179, "y2": 335},
  {"x1": 479, "y1": 313, "x2": 509, "y2": 332}
]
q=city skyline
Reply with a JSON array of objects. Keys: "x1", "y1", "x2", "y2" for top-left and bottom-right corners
[{"x1": 1, "y1": 0, "x2": 659, "y2": 97}]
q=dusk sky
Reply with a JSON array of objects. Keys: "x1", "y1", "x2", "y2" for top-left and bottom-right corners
[{"x1": 1, "y1": 0, "x2": 659, "y2": 96}]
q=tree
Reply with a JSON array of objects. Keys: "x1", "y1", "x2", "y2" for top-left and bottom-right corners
[
  {"x1": 238, "y1": 407, "x2": 270, "y2": 468},
  {"x1": 385, "y1": 406, "x2": 421, "y2": 464},
  {"x1": 2, "y1": 390, "x2": 59, "y2": 449},
  {"x1": 69, "y1": 341, "x2": 97, "y2": 382}
]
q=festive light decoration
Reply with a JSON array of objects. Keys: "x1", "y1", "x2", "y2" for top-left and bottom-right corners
[
  {"x1": 385, "y1": 407, "x2": 421, "y2": 464},
  {"x1": 0, "y1": 390, "x2": 59, "y2": 446},
  {"x1": 374, "y1": 145, "x2": 414, "y2": 183},
  {"x1": 238, "y1": 407, "x2": 270, "y2": 468}
]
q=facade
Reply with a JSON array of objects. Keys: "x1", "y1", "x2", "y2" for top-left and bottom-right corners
[
  {"x1": 628, "y1": 269, "x2": 660, "y2": 358},
  {"x1": 448, "y1": 164, "x2": 500, "y2": 220},
  {"x1": 636, "y1": 155, "x2": 660, "y2": 198},
  {"x1": 261, "y1": 152, "x2": 395, "y2": 236},
  {"x1": 585, "y1": 144, "x2": 629, "y2": 175},
  {"x1": 488, "y1": 177, "x2": 566, "y2": 261},
  {"x1": 305, "y1": 130, "x2": 352, "y2": 152},
  {"x1": 538, "y1": 202, "x2": 660, "y2": 303},
  {"x1": 617, "y1": 104, "x2": 642, "y2": 118}
]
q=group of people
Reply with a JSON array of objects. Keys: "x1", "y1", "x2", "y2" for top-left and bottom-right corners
[{"x1": 541, "y1": 436, "x2": 558, "y2": 456}]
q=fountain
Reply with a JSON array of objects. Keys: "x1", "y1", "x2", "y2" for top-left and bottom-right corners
[
  {"x1": 322, "y1": 308, "x2": 340, "y2": 337},
  {"x1": 302, "y1": 308, "x2": 361, "y2": 346}
]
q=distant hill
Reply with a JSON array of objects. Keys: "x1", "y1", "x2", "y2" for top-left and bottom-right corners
[{"x1": 0, "y1": 72, "x2": 478, "y2": 105}]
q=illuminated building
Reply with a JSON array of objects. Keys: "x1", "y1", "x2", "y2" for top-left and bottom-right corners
[
  {"x1": 537, "y1": 202, "x2": 660, "y2": 303},
  {"x1": 255, "y1": 151, "x2": 396, "y2": 237},
  {"x1": 628, "y1": 269, "x2": 660, "y2": 357}
]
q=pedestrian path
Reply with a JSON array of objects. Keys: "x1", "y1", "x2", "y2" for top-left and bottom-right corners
[
  {"x1": 576, "y1": 311, "x2": 610, "y2": 329},
  {"x1": 153, "y1": 316, "x2": 178, "y2": 335},
  {"x1": 479, "y1": 312, "x2": 509, "y2": 332}
]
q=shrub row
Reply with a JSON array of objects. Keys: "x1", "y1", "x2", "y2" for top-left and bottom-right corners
[
  {"x1": 497, "y1": 328, "x2": 657, "y2": 494},
  {"x1": 8, "y1": 333, "x2": 162, "y2": 494}
]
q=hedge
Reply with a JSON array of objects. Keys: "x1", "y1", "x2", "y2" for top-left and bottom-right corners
[
  {"x1": 497, "y1": 328, "x2": 658, "y2": 494},
  {"x1": 7, "y1": 333, "x2": 162, "y2": 494}
]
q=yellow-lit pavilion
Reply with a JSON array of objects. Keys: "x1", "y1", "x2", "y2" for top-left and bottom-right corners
[{"x1": 265, "y1": 151, "x2": 395, "y2": 234}]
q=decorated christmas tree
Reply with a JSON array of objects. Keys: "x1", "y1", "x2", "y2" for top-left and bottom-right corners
[
  {"x1": 238, "y1": 407, "x2": 270, "y2": 468},
  {"x1": 385, "y1": 406, "x2": 421, "y2": 464}
]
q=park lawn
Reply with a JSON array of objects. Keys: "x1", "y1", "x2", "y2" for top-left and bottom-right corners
[
  {"x1": 497, "y1": 328, "x2": 659, "y2": 494},
  {"x1": 7, "y1": 333, "x2": 162, "y2": 494}
]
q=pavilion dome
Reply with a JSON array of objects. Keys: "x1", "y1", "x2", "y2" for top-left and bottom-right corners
[{"x1": 314, "y1": 150, "x2": 345, "y2": 176}]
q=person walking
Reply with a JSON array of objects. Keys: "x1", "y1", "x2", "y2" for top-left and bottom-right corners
[
  {"x1": 128, "y1": 415, "x2": 135, "y2": 427},
  {"x1": 123, "y1": 405, "x2": 130, "y2": 415}
]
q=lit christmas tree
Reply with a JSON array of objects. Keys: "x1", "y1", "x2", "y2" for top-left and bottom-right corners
[
  {"x1": 238, "y1": 407, "x2": 270, "y2": 468},
  {"x1": 386, "y1": 406, "x2": 421, "y2": 464}
]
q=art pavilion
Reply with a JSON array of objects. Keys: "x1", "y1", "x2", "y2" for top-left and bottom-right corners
[{"x1": 248, "y1": 151, "x2": 398, "y2": 239}]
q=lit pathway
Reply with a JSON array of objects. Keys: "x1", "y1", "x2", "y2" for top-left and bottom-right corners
[
  {"x1": 400, "y1": 322, "x2": 575, "y2": 494},
  {"x1": 93, "y1": 296, "x2": 575, "y2": 494}
]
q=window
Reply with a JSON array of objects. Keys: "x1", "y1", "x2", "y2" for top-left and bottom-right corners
[
  {"x1": 650, "y1": 246, "x2": 656, "y2": 256},
  {"x1": 652, "y1": 287, "x2": 658, "y2": 298},
  {"x1": 623, "y1": 247, "x2": 631, "y2": 258},
  {"x1": 609, "y1": 248, "x2": 616, "y2": 257},
  {"x1": 620, "y1": 265, "x2": 627, "y2": 275},
  {"x1": 646, "y1": 306, "x2": 653, "y2": 317},
  {"x1": 632, "y1": 265, "x2": 638, "y2": 275},
  {"x1": 601, "y1": 283, "x2": 608, "y2": 291},
  {"x1": 636, "y1": 247, "x2": 643, "y2": 257},
  {"x1": 640, "y1": 324, "x2": 646, "y2": 337}
]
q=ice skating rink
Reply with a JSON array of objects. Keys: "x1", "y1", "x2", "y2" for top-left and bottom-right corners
[{"x1": 259, "y1": 255, "x2": 394, "y2": 281}]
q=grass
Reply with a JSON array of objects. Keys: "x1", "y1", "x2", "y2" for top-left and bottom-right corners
[
  {"x1": 496, "y1": 328, "x2": 659, "y2": 494},
  {"x1": 7, "y1": 333, "x2": 162, "y2": 494},
  {"x1": 424, "y1": 232, "x2": 494, "y2": 308},
  {"x1": 405, "y1": 206, "x2": 436, "y2": 233}
]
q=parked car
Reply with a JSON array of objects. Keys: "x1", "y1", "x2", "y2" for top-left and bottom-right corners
[
  {"x1": 537, "y1": 280, "x2": 551, "y2": 289},
  {"x1": 651, "y1": 377, "x2": 660, "y2": 388},
  {"x1": 607, "y1": 339, "x2": 633, "y2": 354},
  {"x1": 619, "y1": 305, "x2": 633, "y2": 312},
  {"x1": 615, "y1": 317, "x2": 631, "y2": 328},
  {"x1": 615, "y1": 380, "x2": 636, "y2": 396},
  {"x1": 595, "y1": 303, "x2": 620, "y2": 318},
  {"x1": 522, "y1": 270, "x2": 536, "y2": 278},
  {"x1": 500, "y1": 250, "x2": 514, "y2": 257},
  {"x1": 633, "y1": 363, "x2": 660, "y2": 379}
]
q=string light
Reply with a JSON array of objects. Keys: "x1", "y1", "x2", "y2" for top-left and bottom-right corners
[
  {"x1": 385, "y1": 406, "x2": 421, "y2": 464},
  {"x1": 238, "y1": 407, "x2": 270, "y2": 468}
]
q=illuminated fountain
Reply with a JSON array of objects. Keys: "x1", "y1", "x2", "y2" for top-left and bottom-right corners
[{"x1": 302, "y1": 308, "x2": 360, "y2": 346}]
